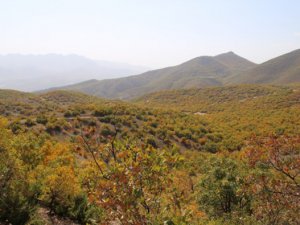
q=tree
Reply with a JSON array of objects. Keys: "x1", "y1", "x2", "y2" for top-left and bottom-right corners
[
  {"x1": 77, "y1": 124, "x2": 180, "y2": 224},
  {"x1": 197, "y1": 156, "x2": 252, "y2": 218},
  {"x1": 29, "y1": 142, "x2": 81, "y2": 215},
  {"x1": 0, "y1": 118, "x2": 35, "y2": 225},
  {"x1": 246, "y1": 135, "x2": 300, "y2": 225}
]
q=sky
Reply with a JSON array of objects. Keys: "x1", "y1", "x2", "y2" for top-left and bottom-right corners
[{"x1": 1, "y1": 0, "x2": 300, "y2": 68}]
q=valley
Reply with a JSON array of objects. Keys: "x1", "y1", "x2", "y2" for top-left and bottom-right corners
[{"x1": 1, "y1": 1, "x2": 299, "y2": 224}]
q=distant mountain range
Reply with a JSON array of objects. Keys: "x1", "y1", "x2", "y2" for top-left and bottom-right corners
[
  {"x1": 50, "y1": 49, "x2": 300, "y2": 99},
  {"x1": 0, "y1": 54, "x2": 149, "y2": 91}
]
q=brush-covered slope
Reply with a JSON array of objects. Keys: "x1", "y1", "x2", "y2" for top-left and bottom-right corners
[
  {"x1": 51, "y1": 52, "x2": 255, "y2": 99},
  {"x1": 136, "y1": 84, "x2": 300, "y2": 150},
  {"x1": 5, "y1": 84, "x2": 299, "y2": 154},
  {"x1": 136, "y1": 84, "x2": 299, "y2": 112},
  {"x1": 227, "y1": 49, "x2": 300, "y2": 84},
  {"x1": 0, "y1": 89, "x2": 227, "y2": 152},
  {"x1": 0, "y1": 89, "x2": 34, "y2": 101}
]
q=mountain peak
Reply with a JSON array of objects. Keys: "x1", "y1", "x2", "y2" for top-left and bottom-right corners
[
  {"x1": 215, "y1": 51, "x2": 238, "y2": 58},
  {"x1": 41, "y1": 49, "x2": 299, "y2": 100},
  {"x1": 227, "y1": 49, "x2": 300, "y2": 84},
  {"x1": 214, "y1": 51, "x2": 256, "y2": 71}
]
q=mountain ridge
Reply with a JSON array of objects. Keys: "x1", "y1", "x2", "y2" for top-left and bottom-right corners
[
  {"x1": 226, "y1": 49, "x2": 300, "y2": 84},
  {"x1": 41, "y1": 49, "x2": 300, "y2": 99},
  {"x1": 49, "y1": 51, "x2": 257, "y2": 99}
]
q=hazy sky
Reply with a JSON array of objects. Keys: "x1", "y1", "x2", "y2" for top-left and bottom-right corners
[{"x1": 1, "y1": 0, "x2": 299, "y2": 68}]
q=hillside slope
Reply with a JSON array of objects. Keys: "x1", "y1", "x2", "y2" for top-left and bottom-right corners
[
  {"x1": 135, "y1": 84, "x2": 300, "y2": 112},
  {"x1": 1, "y1": 86, "x2": 300, "y2": 225},
  {"x1": 227, "y1": 49, "x2": 300, "y2": 84},
  {"x1": 0, "y1": 89, "x2": 232, "y2": 152},
  {"x1": 51, "y1": 52, "x2": 255, "y2": 99},
  {"x1": 47, "y1": 49, "x2": 300, "y2": 99},
  {"x1": 136, "y1": 84, "x2": 300, "y2": 150}
]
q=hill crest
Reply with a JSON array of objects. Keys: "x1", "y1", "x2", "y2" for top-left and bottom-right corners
[{"x1": 49, "y1": 51, "x2": 256, "y2": 99}]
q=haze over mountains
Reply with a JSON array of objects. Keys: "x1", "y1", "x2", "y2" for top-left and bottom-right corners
[
  {"x1": 1, "y1": 49, "x2": 299, "y2": 97},
  {"x1": 0, "y1": 54, "x2": 149, "y2": 91},
  {"x1": 50, "y1": 49, "x2": 300, "y2": 99}
]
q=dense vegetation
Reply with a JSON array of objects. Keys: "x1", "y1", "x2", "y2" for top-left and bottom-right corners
[{"x1": 0, "y1": 84, "x2": 299, "y2": 224}]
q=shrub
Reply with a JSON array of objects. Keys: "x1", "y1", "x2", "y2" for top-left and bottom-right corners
[
  {"x1": 197, "y1": 157, "x2": 252, "y2": 218},
  {"x1": 101, "y1": 126, "x2": 115, "y2": 137},
  {"x1": 9, "y1": 122, "x2": 23, "y2": 134},
  {"x1": 150, "y1": 122, "x2": 158, "y2": 128},
  {"x1": 64, "y1": 110, "x2": 81, "y2": 118},
  {"x1": 147, "y1": 137, "x2": 157, "y2": 148},
  {"x1": 36, "y1": 116, "x2": 48, "y2": 125},
  {"x1": 93, "y1": 108, "x2": 112, "y2": 117},
  {"x1": 204, "y1": 141, "x2": 218, "y2": 153},
  {"x1": 25, "y1": 118, "x2": 36, "y2": 127},
  {"x1": 98, "y1": 115, "x2": 112, "y2": 123}
]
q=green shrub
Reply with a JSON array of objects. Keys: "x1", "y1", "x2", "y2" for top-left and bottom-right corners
[
  {"x1": 36, "y1": 116, "x2": 48, "y2": 125},
  {"x1": 93, "y1": 108, "x2": 112, "y2": 117},
  {"x1": 25, "y1": 119, "x2": 36, "y2": 127},
  {"x1": 204, "y1": 141, "x2": 218, "y2": 153},
  {"x1": 147, "y1": 138, "x2": 157, "y2": 148},
  {"x1": 101, "y1": 126, "x2": 115, "y2": 137}
]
